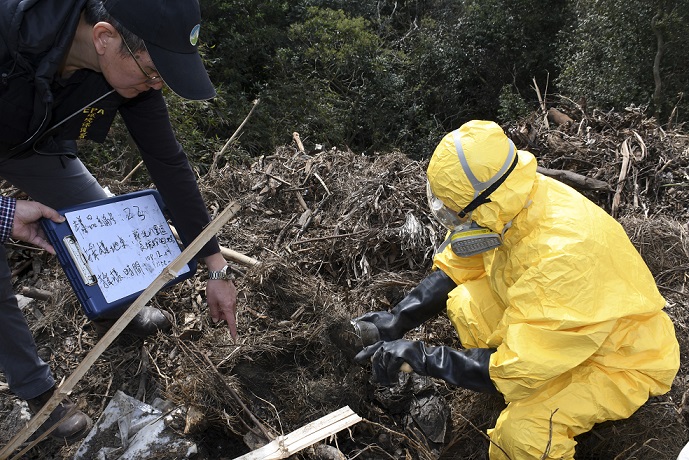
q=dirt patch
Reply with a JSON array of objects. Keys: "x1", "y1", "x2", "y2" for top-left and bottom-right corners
[{"x1": 2, "y1": 106, "x2": 689, "y2": 459}]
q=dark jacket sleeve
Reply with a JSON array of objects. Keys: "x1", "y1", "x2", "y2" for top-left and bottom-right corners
[{"x1": 118, "y1": 89, "x2": 220, "y2": 259}]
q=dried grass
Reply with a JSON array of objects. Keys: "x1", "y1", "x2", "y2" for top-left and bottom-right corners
[{"x1": 2, "y1": 105, "x2": 689, "y2": 459}]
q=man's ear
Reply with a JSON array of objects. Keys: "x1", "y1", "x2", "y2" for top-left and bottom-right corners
[{"x1": 92, "y1": 21, "x2": 118, "y2": 55}]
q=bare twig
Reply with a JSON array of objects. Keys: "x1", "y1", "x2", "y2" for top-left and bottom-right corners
[
  {"x1": 210, "y1": 99, "x2": 260, "y2": 172},
  {"x1": 289, "y1": 230, "x2": 369, "y2": 246},
  {"x1": 540, "y1": 408, "x2": 558, "y2": 460},
  {"x1": 120, "y1": 160, "x2": 144, "y2": 184},
  {"x1": 453, "y1": 411, "x2": 512, "y2": 460},
  {"x1": 135, "y1": 344, "x2": 149, "y2": 401},
  {"x1": 179, "y1": 339, "x2": 276, "y2": 442}
]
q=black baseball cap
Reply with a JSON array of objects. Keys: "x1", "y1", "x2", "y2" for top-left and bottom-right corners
[{"x1": 103, "y1": 0, "x2": 216, "y2": 101}]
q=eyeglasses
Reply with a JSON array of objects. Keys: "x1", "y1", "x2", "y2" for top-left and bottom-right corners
[{"x1": 121, "y1": 36, "x2": 161, "y2": 85}]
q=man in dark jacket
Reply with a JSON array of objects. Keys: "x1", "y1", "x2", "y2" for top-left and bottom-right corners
[{"x1": 0, "y1": 0, "x2": 237, "y2": 442}]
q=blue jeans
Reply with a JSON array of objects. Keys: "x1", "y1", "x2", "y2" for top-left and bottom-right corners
[{"x1": 0, "y1": 154, "x2": 107, "y2": 399}]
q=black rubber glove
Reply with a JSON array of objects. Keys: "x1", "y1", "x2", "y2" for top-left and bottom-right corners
[
  {"x1": 353, "y1": 270, "x2": 456, "y2": 341},
  {"x1": 355, "y1": 339, "x2": 497, "y2": 393}
]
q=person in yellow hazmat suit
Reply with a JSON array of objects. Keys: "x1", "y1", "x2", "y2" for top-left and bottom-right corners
[{"x1": 354, "y1": 120, "x2": 680, "y2": 459}]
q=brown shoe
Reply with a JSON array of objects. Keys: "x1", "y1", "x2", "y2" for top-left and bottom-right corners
[
  {"x1": 27, "y1": 386, "x2": 92, "y2": 443},
  {"x1": 92, "y1": 306, "x2": 173, "y2": 338}
]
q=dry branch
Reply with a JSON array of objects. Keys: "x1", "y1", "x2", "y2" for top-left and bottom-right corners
[
  {"x1": 210, "y1": 99, "x2": 261, "y2": 172},
  {"x1": 537, "y1": 167, "x2": 611, "y2": 191},
  {"x1": 612, "y1": 138, "x2": 633, "y2": 217}
]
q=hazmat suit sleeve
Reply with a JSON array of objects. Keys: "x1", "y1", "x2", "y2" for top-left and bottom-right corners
[{"x1": 432, "y1": 242, "x2": 486, "y2": 284}]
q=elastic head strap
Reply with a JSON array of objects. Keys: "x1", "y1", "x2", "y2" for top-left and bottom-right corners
[{"x1": 451, "y1": 129, "x2": 518, "y2": 218}]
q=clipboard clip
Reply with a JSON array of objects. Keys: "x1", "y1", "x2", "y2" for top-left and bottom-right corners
[{"x1": 63, "y1": 235, "x2": 97, "y2": 286}]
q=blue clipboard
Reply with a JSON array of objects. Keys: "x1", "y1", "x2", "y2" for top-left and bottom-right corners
[{"x1": 41, "y1": 189, "x2": 197, "y2": 319}]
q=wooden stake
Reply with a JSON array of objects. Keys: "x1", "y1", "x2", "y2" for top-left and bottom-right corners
[
  {"x1": 234, "y1": 406, "x2": 362, "y2": 460},
  {"x1": 0, "y1": 201, "x2": 242, "y2": 460}
]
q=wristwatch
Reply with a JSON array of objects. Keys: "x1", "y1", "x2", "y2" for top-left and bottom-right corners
[{"x1": 208, "y1": 265, "x2": 235, "y2": 281}]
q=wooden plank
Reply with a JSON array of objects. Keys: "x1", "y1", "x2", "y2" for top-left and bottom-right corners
[
  {"x1": 0, "y1": 201, "x2": 242, "y2": 460},
  {"x1": 235, "y1": 406, "x2": 362, "y2": 460}
]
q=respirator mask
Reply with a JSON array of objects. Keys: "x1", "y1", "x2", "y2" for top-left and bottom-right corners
[{"x1": 427, "y1": 130, "x2": 518, "y2": 258}]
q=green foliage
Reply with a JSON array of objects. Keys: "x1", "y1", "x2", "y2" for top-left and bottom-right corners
[
  {"x1": 87, "y1": 0, "x2": 689, "y2": 173},
  {"x1": 200, "y1": 0, "x2": 290, "y2": 91},
  {"x1": 194, "y1": 0, "x2": 575, "y2": 158},
  {"x1": 197, "y1": 0, "x2": 292, "y2": 156},
  {"x1": 556, "y1": 0, "x2": 657, "y2": 109},
  {"x1": 173, "y1": 0, "x2": 689, "y2": 163},
  {"x1": 86, "y1": 85, "x2": 242, "y2": 178},
  {"x1": 261, "y1": 7, "x2": 414, "y2": 154},
  {"x1": 163, "y1": 89, "x2": 228, "y2": 171},
  {"x1": 556, "y1": 0, "x2": 689, "y2": 122},
  {"x1": 498, "y1": 85, "x2": 532, "y2": 123},
  {"x1": 652, "y1": 2, "x2": 689, "y2": 123},
  {"x1": 430, "y1": 0, "x2": 569, "y2": 118}
]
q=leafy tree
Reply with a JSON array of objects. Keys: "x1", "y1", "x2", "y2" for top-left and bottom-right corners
[
  {"x1": 498, "y1": 84, "x2": 532, "y2": 123},
  {"x1": 198, "y1": 0, "x2": 292, "y2": 155},
  {"x1": 262, "y1": 7, "x2": 412, "y2": 153},
  {"x1": 556, "y1": 0, "x2": 689, "y2": 122},
  {"x1": 650, "y1": 1, "x2": 689, "y2": 124},
  {"x1": 182, "y1": 0, "x2": 687, "y2": 162},
  {"x1": 557, "y1": 0, "x2": 657, "y2": 110}
]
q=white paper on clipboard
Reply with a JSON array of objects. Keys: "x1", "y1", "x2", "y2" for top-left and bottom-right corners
[{"x1": 64, "y1": 194, "x2": 189, "y2": 303}]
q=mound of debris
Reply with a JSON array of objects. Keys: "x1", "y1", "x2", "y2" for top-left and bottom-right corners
[{"x1": 2, "y1": 106, "x2": 689, "y2": 459}]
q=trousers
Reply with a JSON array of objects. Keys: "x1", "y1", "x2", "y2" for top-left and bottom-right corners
[{"x1": 0, "y1": 153, "x2": 107, "y2": 400}]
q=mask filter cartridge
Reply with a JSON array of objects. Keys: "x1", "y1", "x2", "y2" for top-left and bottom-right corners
[{"x1": 449, "y1": 222, "x2": 502, "y2": 257}]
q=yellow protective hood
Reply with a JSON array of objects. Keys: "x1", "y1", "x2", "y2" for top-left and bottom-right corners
[{"x1": 427, "y1": 120, "x2": 537, "y2": 234}]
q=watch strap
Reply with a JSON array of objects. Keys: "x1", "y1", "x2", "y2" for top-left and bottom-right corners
[{"x1": 208, "y1": 265, "x2": 235, "y2": 281}]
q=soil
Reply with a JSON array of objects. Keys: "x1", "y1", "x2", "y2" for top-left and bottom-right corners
[{"x1": 1, "y1": 105, "x2": 689, "y2": 459}]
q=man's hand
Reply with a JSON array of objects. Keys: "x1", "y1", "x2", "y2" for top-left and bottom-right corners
[
  {"x1": 12, "y1": 201, "x2": 64, "y2": 255},
  {"x1": 207, "y1": 278, "x2": 238, "y2": 339},
  {"x1": 204, "y1": 253, "x2": 238, "y2": 339}
]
